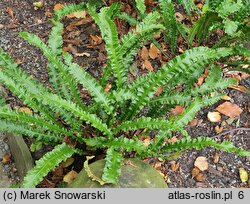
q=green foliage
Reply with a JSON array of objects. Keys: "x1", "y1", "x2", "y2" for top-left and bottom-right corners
[
  {"x1": 176, "y1": 0, "x2": 196, "y2": 15},
  {"x1": 102, "y1": 148, "x2": 123, "y2": 184},
  {"x1": 135, "y1": 0, "x2": 146, "y2": 15},
  {"x1": 0, "y1": 2, "x2": 249, "y2": 188},
  {"x1": 22, "y1": 143, "x2": 77, "y2": 187}
]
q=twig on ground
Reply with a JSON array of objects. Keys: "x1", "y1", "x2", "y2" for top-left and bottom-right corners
[{"x1": 211, "y1": 127, "x2": 250, "y2": 139}]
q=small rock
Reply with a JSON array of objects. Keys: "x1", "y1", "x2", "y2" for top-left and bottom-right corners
[{"x1": 0, "y1": 24, "x2": 4, "y2": 29}]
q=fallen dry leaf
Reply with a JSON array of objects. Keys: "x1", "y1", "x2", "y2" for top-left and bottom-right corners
[
  {"x1": 6, "y1": 7, "x2": 14, "y2": 19},
  {"x1": 191, "y1": 167, "x2": 200, "y2": 178},
  {"x1": 194, "y1": 156, "x2": 208, "y2": 171},
  {"x1": 195, "y1": 173, "x2": 205, "y2": 182},
  {"x1": 148, "y1": 43, "x2": 159, "y2": 59},
  {"x1": 239, "y1": 168, "x2": 248, "y2": 183},
  {"x1": 170, "y1": 161, "x2": 180, "y2": 172},
  {"x1": 175, "y1": 12, "x2": 185, "y2": 22},
  {"x1": 216, "y1": 102, "x2": 242, "y2": 118},
  {"x1": 75, "y1": 52, "x2": 90, "y2": 57},
  {"x1": 207, "y1": 111, "x2": 221, "y2": 122},
  {"x1": 53, "y1": 166, "x2": 64, "y2": 177},
  {"x1": 16, "y1": 107, "x2": 33, "y2": 114},
  {"x1": 54, "y1": 3, "x2": 64, "y2": 11},
  {"x1": 154, "y1": 86, "x2": 164, "y2": 96},
  {"x1": 63, "y1": 170, "x2": 78, "y2": 184},
  {"x1": 154, "y1": 161, "x2": 162, "y2": 170},
  {"x1": 143, "y1": 60, "x2": 154, "y2": 71},
  {"x1": 2, "y1": 153, "x2": 11, "y2": 164},
  {"x1": 196, "y1": 3, "x2": 203, "y2": 9},
  {"x1": 214, "y1": 125, "x2": 223, "y2": 134},
  {"x1": 142, "y1": 137, "x2": 151, "y2": 147},
  {"x1": 221, "y1": 95, "x2": 231, "y2": 101},
  {"x1": 189, "y1": 118, "x2": 199, "y2": 127},
  {"x1": 104, "y1": 84, "x2": 112, "y2": 92},
  {"x1": 33, "y1": 1, "x2": 44, "y2": 8},
  {"x1": 212, "y1": 153, "x2": 220, "y2": 164},
  {"x1": 230, "y1": 85, "x2": 247, "y2": 93},
  {"x1": 67, "y1": 10, "x2": 87, "y2": 19},
  {"x1": 171, "y1": 105, "x2": 185, "y2": 115},
  {"x1": 90, "y1": 35, "x2": 103, "y2": 45},
  {"x1": 141, "y1": 46, "x2": 149, "y2": 60}
]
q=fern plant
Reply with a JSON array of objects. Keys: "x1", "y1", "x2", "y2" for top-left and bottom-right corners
[
  {"x1": 188, "y1": 0, "x2": 250, "y2": 45},
  {"x1": 0, "y1": 2, "x2": 249, "y2": 187}
]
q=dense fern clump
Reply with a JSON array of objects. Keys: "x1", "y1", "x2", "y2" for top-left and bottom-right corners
[
  {"x1": 0, "y1": 2, "x2": 249, "y2": 187},
  {"x1": 157, "y1": 0, "x2": 249, "y2": 60}
]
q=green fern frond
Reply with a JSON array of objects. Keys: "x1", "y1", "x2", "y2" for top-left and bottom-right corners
[
  {"x1": 232, "y1": 1, "x2": 250, "y2": 22},
  {"x1": 119, "y1": 11, "x2": 164, "y2": 70},
  {"x1": 216, "y1": 0, "x2": 243, "y2": 18},
  {"x1": 0, "y1": 69, "x2": 57, "y2": 124},
  {"x1": 192, "y1": 66, "x2": 237, "y2": 95},
  {"x1": 22, "y1": 143, "x2": 77, "y2": 187},
  {"x1": 205, "y1": 0, "x2": 221, "y2": 10},
  {"x1": 159, "y1": 0, "x2": 179, "y2": 51},
  {"x1": 170, "y1": 98, "x2": 203, "y2": 126},
  {"x1": 102, "y1": 148, "x2": 123, "y2": 184},
  {"x1": 135, "y1": 0, "x2": 146, "y2": 15},
  {"x1": 40, "y1": 93, "x2": 112, "y2": 136},
  {"x1": 117, "y1": 12, "x2": 137, "y2": 26},
  {"x1": 114, "y1": 116, "x2": 181, "y2": 134},
  {"x1": 0, "y1": 63, "x2": 111, "y2": 135},
  {"x1": 160, "y1": 136, "x2": 250, "y2": 157},
  {"x1": 188, "y1": 12, "x2": 221, "y2": 44},
  {"x1": 84, "y1": 136, "x2": 146, "y2": 153},
  {"x1": 0, "y1": 62, "x2": 81, "y2": 129},
  {"x1": 176, "y1": 0, "x2": 196, "y2": 15},
  {"x1": 63, "y1": 52, "x2": 114, "y2": 115},
  {"x1": 54, "y1": 2, "x2": 87, "y2": 21},
  {"x1": 88, "y1": 4, "x2": 125, "y2": 89},
  {"x1": 149, "y1": 92, "x2": 192, "y2": 106},
  {"x1": 19, "y1": 32, "x2": 82, "y2": 106},
  {"x1": 0, "y1": 120, "x2": 62, "y2": 143},
  {"x1": 123, "y1": 47, "x2": 233, "y2": 120},
  {"x1": 0, "y1": 107, "x2": 71, "y2": 136}
]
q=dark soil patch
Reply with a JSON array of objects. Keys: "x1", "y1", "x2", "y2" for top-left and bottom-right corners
[{"x1": 0, "y1": 0, "x2": 249, "y2": 188}]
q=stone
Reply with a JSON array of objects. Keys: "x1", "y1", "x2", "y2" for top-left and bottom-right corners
[
  {"x1": 69, "y1": 158, "x2": 167, "y2": 188},
  {"x1": 7, "y1": 134, "x2": 34, "y2": 180}
]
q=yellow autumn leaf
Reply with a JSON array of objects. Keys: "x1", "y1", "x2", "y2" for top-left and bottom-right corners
[
  {"x1": 63, "y1": 170, "x2": 78, "y2": 184},
  {"x1": 239, "y1": 168, "x2": 248, "y2": 182}
]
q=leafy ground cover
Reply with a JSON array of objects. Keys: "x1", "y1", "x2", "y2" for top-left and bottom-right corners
[{"x1": 0, "y1": 0, "x2": 249, "y2": 187}]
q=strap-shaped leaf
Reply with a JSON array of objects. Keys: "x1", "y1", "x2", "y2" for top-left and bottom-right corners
[
  {"x1": 192, "y1": 66, "x2": 237, "y2": 95},
  {"x1": 176, "y1": 0, "x2": 196, "y2": 15},
  {"x1": 135, "y1": 0, "x2": 146, "y2": 15},
  {"x1": 160, "y1": 136, "x2": 250, "y2": 157},
  {"x1": 159, "y1": 0, "x2": 179, "y2": 50},
  {"x1": 19, "y1": 32, "x2": 82, "y2": 106},
  {"x1": 84, "y1": 136, "x2": 146, "y2": 153},
  {"x1": 54, "y1": 2, "x2": 87, "y2": 21},
  {"x1": 102, "y1": 148, "x2": 123, "y2": 184},
  {"x1": 88, "y1": 4, "x2": 125, "y2": 89},
  {"x1": 0, "y1": 120, "x2": 62, "y2": 143},
  {"x1": 122, "y1": 47, "x2": 233, "y2": 120},
  {"x1": 0, "y1": 64, "x2": 111, "y2": 136},
  {"x1": 114, "y1": 116, "x2": 181, "y2": 134},
  {"x1": 0, "y1": 107, "x2": 71, "y2": 136},
  {"x1": 22, "y1": 143, "x2": 77, "y2": 187},
  {"x1": 63, "y1": 52, "x2": 114, "y2": 115}
]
